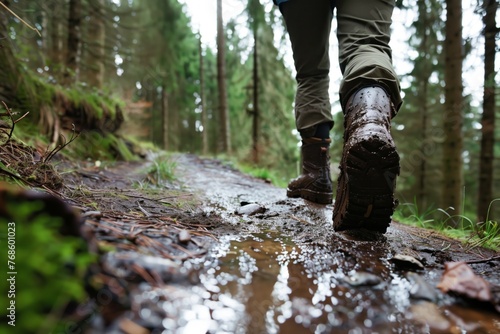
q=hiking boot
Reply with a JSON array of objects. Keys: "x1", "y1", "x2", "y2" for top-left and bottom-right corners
[
  {"x1": 332, "y1": 86, "x2": 400, "y2": 233},
  {"x1": 287, "y1": 137, "x2": 333, "y2": 204}
]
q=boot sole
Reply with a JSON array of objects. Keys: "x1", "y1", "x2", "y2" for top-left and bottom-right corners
[
  {"x1": 333, "y1": 135, "x2": 399, "y2": 233},
  {"x1": 287, "y1": 188, "x2": 333, "y2": 205}
]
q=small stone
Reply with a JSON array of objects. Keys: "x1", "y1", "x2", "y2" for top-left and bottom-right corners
[
  {"x1": 343, "y1": 271, "x2": 382, "y2": 287},
  {"x1": 407, "y1": 272, "x2": 438, "y2": 302},
  {"x1": 391, "y1": 254, "x2": 424, "y2": 270},
  {"x1": 178, "y1": 230, "x2": 191, "y2": 243},
  {"x1": 235, "y1": 203, "x2": 266, "y2": 216}
]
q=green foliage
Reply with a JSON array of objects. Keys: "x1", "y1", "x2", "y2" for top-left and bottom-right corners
[
  {"x1": 145, "y1": 154, "x2": 177, "y2": 185},
  {"x1": 63, "y1": 86, "x2": 122, "y2": 120},
  {"x1": 394, "y1": 199, "x2": 500, "y2": 251},
  {"x1": 0, "y1": 200, "x2": 95, "y2": 333},
  {"x1": 65, "y1": 132, "x2": 137, "y2": 162},
  {"x1": 238, "y1": 163, "x2": 288, "y2": 188}
]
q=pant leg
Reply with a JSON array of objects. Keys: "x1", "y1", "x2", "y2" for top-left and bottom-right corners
[
  {"x1": 336, "y1": 0, "x2": 402, "y2": 112},
  {"x1": 280, "y1": 0, "x2": 334, "y2": 137}
]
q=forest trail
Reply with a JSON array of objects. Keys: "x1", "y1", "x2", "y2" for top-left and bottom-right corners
[{"x1": 67, "y1": 154, "x2": 500, "y2": 334}]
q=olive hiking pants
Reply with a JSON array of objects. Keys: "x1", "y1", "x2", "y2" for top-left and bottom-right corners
[{"x1": 279, "y1": 0, "x2": 402, "y2": 137}]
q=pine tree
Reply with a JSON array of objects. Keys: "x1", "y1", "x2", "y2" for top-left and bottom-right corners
[
  {"x1": 217, "y1": 0, "x2": 231, "y2": 154},
  {"x1": 477, "y1": 0, "x2": 498, "y2": 222},
  {"x1": 442, "y1": 0, "x2": 464, "y2": 220}
]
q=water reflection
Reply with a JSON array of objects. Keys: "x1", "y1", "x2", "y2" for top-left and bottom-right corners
[
  {"x1": 191, "y1": 232, "x2": 500, "y2": 333},
  {"x1": 130, "y1": 231, "x2": 500, "y2": 333},
  {"x1": 190, "y1": 232, "x2": 392, "y2": 333}
]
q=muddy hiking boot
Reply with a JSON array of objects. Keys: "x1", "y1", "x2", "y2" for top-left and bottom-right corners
[
  {"x1": 287, "y1": 137, "x2": 333, "y2": 204},
  {"x1": 333, "y1": 86, "x2": 400, "y2": 233}
]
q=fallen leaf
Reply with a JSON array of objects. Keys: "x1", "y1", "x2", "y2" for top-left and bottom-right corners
[
  {"x1": 408, "y1": 302, "x2": 451, "y2": 332},
  {"x1": 437, "y1": 262, "x2": 491, "y2": 302}
]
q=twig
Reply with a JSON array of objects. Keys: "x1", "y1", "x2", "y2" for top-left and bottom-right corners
[
  {"x1": 1, "y1": 101, "x2": 28, "y2": 142},
  {"x1": 137, "y1": 201, "x2": 152, "y2": 217},
  {"x1": 289, "y1": 214, "x2": 311, "y2": 225},
  {"x1": 13, "y1": 111, "x2": 29, "y2": 124},
  {"x1": 0, "y1": 2, "x2": 41, "y2": 36},
  {"x1": 43, "y1": 124, "x2": 80, "y2": 162},
  {"x1": 170, "y1": 243, "x2": 196, "y2": 258},
  {"x1": 130, "y1": 264, "x2": 160, "y2": 286},
  {"x1": 466, "y1": 255, "x2": 500, "y2": 265}
]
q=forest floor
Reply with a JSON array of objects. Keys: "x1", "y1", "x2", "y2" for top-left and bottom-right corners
[
  {"x1": 55, "y1": 153, "x2": 500, "y2": 334},
  {"x1": 6, "y1": 150, "x2": 500, "y2": 334}
]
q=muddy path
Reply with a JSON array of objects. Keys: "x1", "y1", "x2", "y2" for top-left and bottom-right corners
[{"x1": 67, "y1": 154, "x2": 500, "y2": 334}]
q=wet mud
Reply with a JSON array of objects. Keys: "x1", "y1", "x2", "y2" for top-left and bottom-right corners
[{"x1": 78, "y1": 154, "x2": 500, "y2": 334}]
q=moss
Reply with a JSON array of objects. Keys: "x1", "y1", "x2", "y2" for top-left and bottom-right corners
[{"x1": 63, "y1": 131, "x2": 137, "y2": 162}]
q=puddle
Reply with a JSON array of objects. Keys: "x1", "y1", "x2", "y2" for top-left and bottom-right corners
[
  {"x1": 196, "y1": 232, "x2": 409, "y2": 334},
  {"x1": 129, "y1": 231, "x2": 500, "y2": 334}
]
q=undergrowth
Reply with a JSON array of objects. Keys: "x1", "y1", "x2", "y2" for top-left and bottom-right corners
[
  {"x1": 394, "y1": 198, "x2": 500, "y2": 251},
  {"x1": 138, "y1": 153, "x2": 177, "y2": 187},
  {"x1": 237, "y1": 164, "x2": 288, "y2": 188},
  {"x1": 0, "y1": 199, "x2": 95, "y2": 333},
  {"x1": 12, "y1": 121, "x2": 139, "y2": 163}
]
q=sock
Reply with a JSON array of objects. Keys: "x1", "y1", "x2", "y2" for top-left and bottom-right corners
[{"x1": 313, "y1": 123, "x2": 330, "y2": 139}]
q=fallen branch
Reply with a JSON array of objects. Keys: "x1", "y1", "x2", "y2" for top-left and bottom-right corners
[{"x1": 466, "y1": 256, "x2": 500, "y2": 265}]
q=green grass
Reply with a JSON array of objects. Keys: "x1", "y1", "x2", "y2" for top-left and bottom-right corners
[
  {"x1": 394, "y1": 198, "x2": 500, "y2": 251},
  {"x1": 237, "y1": 164, "x2": 289, "y2": 188},
  {"x1": 144, "y1": 154, "x2": 177, "y2": 186}
]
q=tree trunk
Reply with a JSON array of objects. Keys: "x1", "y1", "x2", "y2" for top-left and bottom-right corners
[
  {"x1": 442, "y1": 0, "x2": 464, "y2": 221},
  {"x1": 86, "y1": 0, "x2": 106, "y2": 88},
  {"x1": 161, "y1": 85, "x2": 169, "y2": 150},
  {"x1": 417, "y1": 0, "x2": 432, "y2": 209},
  {"x1": 252, "y1": 30, "x2": 259, "y2": 164},
  {"x1": 199, "y1": 35, "x2": 208, "y2": 156},
  {"x1": 477, "y1": 0, "x2": 498, "y2": 222},
  {"x1": 55, "y1": 6, "x2": 65, "y2": 80},
  {"x1": 216, "y1": 0, "x2": 231, "y2": 154},
  {"x1": 65, "y1": 0, "x2": 82, "y2": 85},
  {"x1": 0, "y1": 9, "x2": 23, "y2": 106},
  {"x1": 418, "y1": 77, "x2": 429, "y2": 208},
  {"x1": 40, "y1": 0, "x2": 65, "y2": 79}
]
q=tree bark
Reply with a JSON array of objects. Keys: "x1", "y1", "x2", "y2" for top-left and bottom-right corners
[
  {"x1": 86, "y1": 0, "x2": 106, "y2": 88},
  {"x1": 442, "y1": 0, "x2": 464, "y2": 221},
  {"x1": 65, "y1": 0, "x2": 82, "y2": 84},
  {"x1": 216, "y1": 0, "x2": 231, "y2": 154},
  {"x1": 199, "y1": 36, "x2": 208, "y2": 156},
  {"x1": 416, "y1": 0, "x2": 432, "y2": 209},
  {"x1": 51, "y1": 3, "x2": 65, "y2": 75},
  {"x1": 252, "y1": 30, "x2": 259, "y2": 164},
  {"x1": 477, "y1": 0, "x2": 498, "y2": 222},
  {"x1": 161, "y1": 85, "x2": 169, "y2": 150}
]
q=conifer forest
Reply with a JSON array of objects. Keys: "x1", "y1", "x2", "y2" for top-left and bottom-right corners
[
  {"x1": 1, "y1": 0, "x2": 499, "y2": 240},
  {"x1": 2, "y1": 1, "x2": 500, "y2": 333}
]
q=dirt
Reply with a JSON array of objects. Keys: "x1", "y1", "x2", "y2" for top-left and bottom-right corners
[{"x1": 40, "y1": 154, "x2": 500, "y2": 333}]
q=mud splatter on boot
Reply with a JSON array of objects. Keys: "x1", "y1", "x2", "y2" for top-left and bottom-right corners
[
  {"x1": 287, "y1": 137, "x2": 333, "y2": 204},
  {"x1": 333, "y1": 86, "x2": 400, "y2": 233}
]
